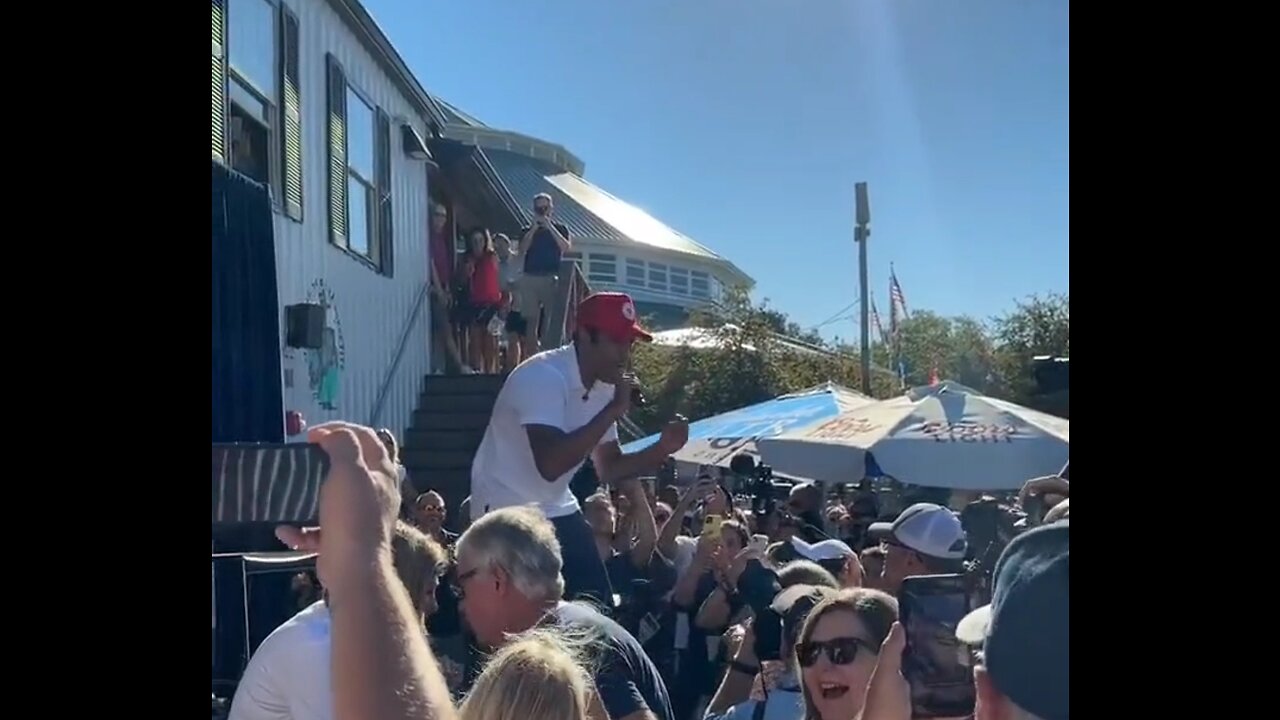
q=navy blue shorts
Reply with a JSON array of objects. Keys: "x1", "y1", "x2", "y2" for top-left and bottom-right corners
[{"x1": 550, "y1": 511, "x2": 614, "y2": 610}]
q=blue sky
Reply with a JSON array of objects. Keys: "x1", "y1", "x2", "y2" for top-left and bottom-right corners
[{"x1": 364, "y1": 0, "x2": 1069, "y2": 342}]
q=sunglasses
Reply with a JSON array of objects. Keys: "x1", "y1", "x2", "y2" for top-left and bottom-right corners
[{"x1": 796, "y1": 637, "x2": 876, "y2": 667}]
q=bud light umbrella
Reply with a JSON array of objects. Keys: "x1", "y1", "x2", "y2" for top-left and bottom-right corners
[
  {"x1": 621, "y1": 383, "x2": 878, "y2": 470},
  {"x1": 757, "y1": 381, "x2": 1069, "y2": 490}
]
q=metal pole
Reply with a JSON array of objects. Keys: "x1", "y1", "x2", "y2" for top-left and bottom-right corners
[
  {"x1": 855, "y1": 183, "x2": 872, "y2": 395},
  {"x1": 857, "y1": 226, "x2": 871, "y2": 394}
]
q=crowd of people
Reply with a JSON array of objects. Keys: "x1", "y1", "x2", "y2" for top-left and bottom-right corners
[
  {"x1": 220, "y1": 285, "x2": 1069, "y2": 720},
  {"x1": 429, "y1": 192, "x2": 572, "y2": 374}
]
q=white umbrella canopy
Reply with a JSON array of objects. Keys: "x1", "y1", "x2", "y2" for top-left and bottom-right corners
[
  {"x1": 757, "y1": 381, "x2": 1069, "y2": 490},
  {"x1": 622, "y1": 382, "x2": 877, "y2": 470}
]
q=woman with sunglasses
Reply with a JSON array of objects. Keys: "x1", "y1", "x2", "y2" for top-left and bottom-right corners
[{"x1": 794, "y1": 588, "x2": 898, "y2": 720}]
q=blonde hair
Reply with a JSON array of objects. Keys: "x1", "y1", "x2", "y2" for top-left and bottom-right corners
[
  {"x1": 391, "y1": 521, "x2": 447, "y2": 620},
  {"x1": 459, "y1": 628, "x2": 593, "y2": 720}
]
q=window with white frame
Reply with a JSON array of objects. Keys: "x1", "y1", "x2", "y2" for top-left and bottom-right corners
[
  {"x1": 226, "y1": 0, "x2": 277, "y2": 187},
  {"x1": 648, "y1": 263, "x2": 669, "y2": 293},
  {"x1": 691, "y1": 270, "x2": 711, "y2": 299},
  {"x1": 215, "y1": 0, "x2": 303, "y2": 221},
  {"x1": 564, "y1": 251, "x2": 583, "y2": 272},
  {"x1": 625, "y1": 258, "x2": 646, "y2": 287},
  {"x1": 589, "y1": 253, "x2": 617, "y2": 284},
  {"x1": 345, "y1": 88, "x2": 377, "y2": 258},
  {"x1": 669, "y1": 267, "x2": 690, "y2": 295}
]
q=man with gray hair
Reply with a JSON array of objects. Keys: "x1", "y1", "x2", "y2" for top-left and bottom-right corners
[{"x1": 454, "y1": 506, "x2": 673, "y2": 720}]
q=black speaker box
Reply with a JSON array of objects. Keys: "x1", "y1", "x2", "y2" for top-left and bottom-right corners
[{"x1": 285, "y1": 303, "x2": 325, "y2": 349}]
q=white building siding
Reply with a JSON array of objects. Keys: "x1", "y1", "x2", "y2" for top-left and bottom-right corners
[{"x1": 274, "y1": 0, "x2": 432, "y2": 437}]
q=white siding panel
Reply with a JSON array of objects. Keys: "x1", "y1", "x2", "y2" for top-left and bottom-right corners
[{"x1": 275, "y1": 0, "x2": 432, "y2": 439}]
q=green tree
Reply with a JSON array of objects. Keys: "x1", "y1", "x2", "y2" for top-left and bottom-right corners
[
  {"x1": 629, "y1": 289, "x2": 1069, "y2": 433},
  {"x1": 989, "y1": 293, "x2": 1069, "y2": 411},
  {"x1": 629, "y1": 287, "x2": 896, "y2": 434},
  {"x1": 893, "y1": 311, "x2": 999, "y2": 391}
]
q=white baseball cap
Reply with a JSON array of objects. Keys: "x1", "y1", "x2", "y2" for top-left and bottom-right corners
[
  {"x1": 868, "y1": 502, "x2": 967, "y2": 560},
  {"x1": 790, "y1": 536, "x2": 855, "y2": 563}
]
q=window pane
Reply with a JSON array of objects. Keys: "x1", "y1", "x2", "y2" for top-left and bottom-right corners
[
  {"x1": 670, "y1": 268, "x2": 689, "y2": 294},
  {"x1": 347, "y1": 175, "x2": 371, "y2": 257},
  {"x1": 691, "y1": 271, "x2": 710, "y2": 298},
  {"x1": 625, "y1": 259, "x2": 645, "y2": 286},
  {"x1": 228, "y1": 0, "x2": 277, "y2": 100},
  {"x1": 229, "y1": 77, "x2": 268, "y2": 124},
  {"x1": 648, "y1": 263, "x2": 668, "y2": 291},
  {"x1": 346, "y1": 88, "x2": 376, "y2": 180}
]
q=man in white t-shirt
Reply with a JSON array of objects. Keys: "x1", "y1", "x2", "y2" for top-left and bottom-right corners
[
  {"x1": 470, "y1": 291, "x2": 688, "y2": 606},
  {"x1": 228, "y1": 524, "x2": 447, "y2": 720}
]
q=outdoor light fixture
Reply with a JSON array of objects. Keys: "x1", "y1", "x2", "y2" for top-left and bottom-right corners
[{"x1": 401, "y1": 123, "x2": 431, "y2": 161}]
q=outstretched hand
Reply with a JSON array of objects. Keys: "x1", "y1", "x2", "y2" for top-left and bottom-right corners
[
  {"x1": 860, "y1": 622, "x2": 913, "y2": 720},
  {"x1": 275, "y1": 421, "x2": 401, "y2": 593},
  {"x1": 656, "y1": 415, "x2": 689, "y2": 454}
]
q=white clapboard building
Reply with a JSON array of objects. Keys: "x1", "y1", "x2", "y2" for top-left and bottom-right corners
[{"x1": 212, "y1": 0, "x2": 449, "y2": 442}]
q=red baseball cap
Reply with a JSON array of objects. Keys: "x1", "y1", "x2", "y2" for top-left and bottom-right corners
[{"x1": 576, "y1": 292, "x2": 653, "y2": 343}]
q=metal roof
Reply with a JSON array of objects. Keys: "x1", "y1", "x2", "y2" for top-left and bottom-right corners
[
  {"x1": 435, "y1": 98, "x2": 489, "y2": 129},
  {"x1": 482, "y1": 148, "x2": 749, "y2": 279}
]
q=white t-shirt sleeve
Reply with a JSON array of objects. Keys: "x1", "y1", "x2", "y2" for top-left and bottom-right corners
[
  {"x1": 507, "y1": 364, "x2": 568, "y2": 429},
  {"x1": 228, "y1": 638, "x2": 287, "y2": 720},
  {"x1": 602, "y1": 420, "x2": 619, "y2": 444}
]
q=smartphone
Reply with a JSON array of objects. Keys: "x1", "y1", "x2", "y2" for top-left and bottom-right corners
[
  {"x1": 701, "y1": 514, "x2": 723, "y2": 540},
  {"x1": 212, "y1": 443, "x2": 329, "y2": 526},
  {"x1": 1022, "y1": 494, "x2": 1045, "y2": 527},
  {"x1": 749, "y1": 533, "x2": 769, "y2": 553},
  {"x1": 898, "y1": 574, "x2": 977, "y2": 719}
]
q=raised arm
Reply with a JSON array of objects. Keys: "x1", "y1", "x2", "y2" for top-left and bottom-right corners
[
  {"x1": 511, "y1": 365, "x2": 626, "y2": 482},
  {"x1": 277, "y1": 422, "x2": 457, "y2": 720}
]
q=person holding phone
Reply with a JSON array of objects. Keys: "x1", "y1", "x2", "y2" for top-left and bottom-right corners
[
  {"x1": 469, "y1": 291, "x2": 689, "y2": 607},
  {"x1": 859, "y1": 520, "x2": 1069, "y2": 720},
  {"x1": 867, "y1": 503, "x2": 967, "y2": 594},
  {"x1": 516, "y1": 192, "x2": 572, "y2": 356}
]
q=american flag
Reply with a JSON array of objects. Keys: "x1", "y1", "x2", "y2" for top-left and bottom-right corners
[
  {"x1": 890, "y1": 267, "x2": 909, "y2": 319},
  {"x1": 870, "y1": 298, "x2": 889, "y2": 346}
]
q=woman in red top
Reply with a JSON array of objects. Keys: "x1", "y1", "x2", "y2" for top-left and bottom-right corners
[{"x1": 463, "y1": 227, "x2": 502, "y2": 373}]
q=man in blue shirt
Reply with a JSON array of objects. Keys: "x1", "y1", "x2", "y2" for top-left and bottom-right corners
[
  {"x1": 455, "y1": 506, "x2": 674, "y2": 720},
  {"x1": 516, "y1": 192, "x2": 572, "y2": 357}
]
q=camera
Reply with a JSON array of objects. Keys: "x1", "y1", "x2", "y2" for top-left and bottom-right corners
[
  {"x1": 729, "y1": 453, "x2": 790, "y2": 516},
  {"x1": 959, "y1": 495, "x2": 1025, "y2": 605}
]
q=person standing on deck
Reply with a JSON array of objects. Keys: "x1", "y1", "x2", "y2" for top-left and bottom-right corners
[
  {"x1": 469, "y1": 292, "x2": 688, "y2": 607},
  {"x1": 516, "y1": 193, "x2": 571, "y2": 357}
]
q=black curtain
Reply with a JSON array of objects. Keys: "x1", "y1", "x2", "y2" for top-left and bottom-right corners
[{"x1": 212, "y1": 160, "x2": 285, "y2": 445}]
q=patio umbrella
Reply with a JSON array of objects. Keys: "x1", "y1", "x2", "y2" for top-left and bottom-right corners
[
  {"x1": 621, "y1": 383, "x2": 878, "y2": 469},
  {"x1": 757, "y1": 381, "x2": 1069, "y2": 490}
]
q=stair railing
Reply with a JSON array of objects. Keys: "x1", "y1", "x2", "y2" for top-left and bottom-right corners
[
  {"x1": 544, "y1": 259, "x2": 592, "y2": 349},
  {"x1": 369, "y1": 279, "x2": 432, "y2": 427}
]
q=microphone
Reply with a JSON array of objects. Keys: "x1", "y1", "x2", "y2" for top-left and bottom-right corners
[{"x1": 586, "y1": 380, "x2": 647, "y2": 406}]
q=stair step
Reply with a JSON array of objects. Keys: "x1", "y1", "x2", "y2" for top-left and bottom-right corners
[
  {"x1": 412, "y1": 409, "x2": 491, "y2": 431},
  {"x1": 404, "y1": 428, "x2": 486, "y2": 451},
  {"x1": 423, "y1": 374, "x2": 507, "y2": 396},
  {"x1": 415, "y1": 392, "x2": 498, "y2": 414},
  {"x1": 402, "y1": 449, "x2": 475, "y2": 469}
]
